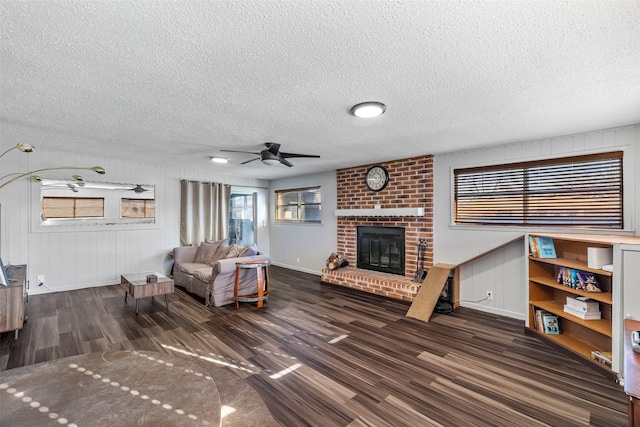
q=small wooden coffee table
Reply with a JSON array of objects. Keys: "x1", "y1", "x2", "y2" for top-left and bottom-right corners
[{"x1": 120, "y1": 271, "x2": 174, "y2": 315}]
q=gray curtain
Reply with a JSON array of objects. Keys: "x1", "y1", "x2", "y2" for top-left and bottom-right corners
[{"x1": 180, "y1": 180, "x2": 231, "y2": 246}]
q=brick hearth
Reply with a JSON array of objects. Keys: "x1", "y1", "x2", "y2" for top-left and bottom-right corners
[
  {"x1": 321, "y1": 155, "x2": 434, "y2": 301},
  {"x1": 321, "y1": 267, "x2": 420, "y2": 301}
]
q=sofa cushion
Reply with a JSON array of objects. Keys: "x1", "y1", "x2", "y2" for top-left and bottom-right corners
[
  {"x1": 176, "y1": 262, "x2": 211, "y2": 275},
  {"x1": 193, "y1": 241, "x2": 225, "y2": 264},
  {"x1": 192, "y1": 267, "x2": 213, "y2": 283},
  {"x1": 242, "y1": 244, "x2": 258, "y2": 257},
  {"x1": 208, "y1": 243, "x2": 231, "y2": 266},
  {"x1": 225, "y1": 244, "x2": 247, "y2": 259}
]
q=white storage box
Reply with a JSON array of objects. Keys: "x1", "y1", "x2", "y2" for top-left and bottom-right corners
[{"x1": 587, "y1": 247, "x2": 613, "y2": 270}]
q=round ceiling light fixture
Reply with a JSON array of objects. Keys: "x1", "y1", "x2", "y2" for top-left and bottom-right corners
[
  {"x1": 261, "y1": 151, "x2": 280, "y2": 165},
  {"x1": 210, "y1": 157, "x2": 229, "y2": 164},
  {"x1": 350, "y1": 101, "x2": 386, "y2": 118}
]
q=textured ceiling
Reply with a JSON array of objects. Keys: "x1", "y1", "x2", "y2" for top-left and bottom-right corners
[{"x1": 2, "y1": 1, "x2": 639, "y2": 180}]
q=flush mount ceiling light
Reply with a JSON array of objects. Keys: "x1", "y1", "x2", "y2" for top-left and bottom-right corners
[
  {"x1": 210, "y1": 157, "x2": 229, "y2": 164},
  {"x1": 350, "y1": 101, "x2": 386, "y2": 118}
]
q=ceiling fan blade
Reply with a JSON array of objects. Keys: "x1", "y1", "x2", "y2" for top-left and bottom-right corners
[
  {"x1": 279, "y1": 152, "x2": 321, "y2": 159},
  {"x1": 240, "y1": 157, "x2": 261, "y2": 165},
  {"x1": 265, "y1": 142, "x2": 281, "y2": 156},
  {"x1": 279, "y1": 158, "x2": 294, "y2": 167},
  {"x1": 220, "y1": 149, "x2": 261, "y2": 155}
]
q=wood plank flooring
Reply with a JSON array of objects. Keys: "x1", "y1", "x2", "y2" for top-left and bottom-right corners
[{"x1": 1, "y1": 266, "x2": 628, "y2": 426}]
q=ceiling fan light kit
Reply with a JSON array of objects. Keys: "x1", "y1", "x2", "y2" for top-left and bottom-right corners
[
  {"x1": 350, "y1": 101, "x2": 386, "y2": 118},
  {"x1": 261, "y1": 156, "x2": 281, "y2": 166},
  {"x1": 132, "y1": 184, "x2": 148, "y2": 194}
]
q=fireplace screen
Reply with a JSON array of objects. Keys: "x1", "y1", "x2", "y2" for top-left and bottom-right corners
[{"x1": 357, "y1": 226, "x2": 405, "y2": 275}]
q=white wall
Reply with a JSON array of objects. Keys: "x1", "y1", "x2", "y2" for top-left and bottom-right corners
[
  {"x1": 0, "y1": 148, "x2": 268, "y2": 295},
  {"x1": 269, "y1": 171, "x2": 337, "y2": 275},
  {"x1": 434, "y1": 124, "x2": 640, "y2": 318},
  {"x1": 3, "y1": 124, "x2": 637, "y2": 312}
]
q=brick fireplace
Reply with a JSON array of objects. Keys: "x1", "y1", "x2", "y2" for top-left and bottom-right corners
[{"x1": 321, "y1": 155, "x2": 434, "y2": 302}]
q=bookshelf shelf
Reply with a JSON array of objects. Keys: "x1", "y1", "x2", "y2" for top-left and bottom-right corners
[
  {"x1": 527, "y1": 328, "x2": 595, "y2": 360},
  {"x1": 530, "y1": 300, "x2": 612, "y2": 336},
  {"x1": 528, "y1": 276, "x2": 613, "y2": 304},
  {"x1": 527, "y1": 233, "x2": 616, "y2": 377},
  {"x1": 527, "y1": 256, "x2": 613, "y2": 277}
]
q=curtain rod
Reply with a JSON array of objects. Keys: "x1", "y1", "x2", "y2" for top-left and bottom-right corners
[
  {"x1": 231, "y1": 184, "x2": 269, "y2": 190},
  {"x1": 180, "y1": 179, "x2": 268, "y2": 190}
]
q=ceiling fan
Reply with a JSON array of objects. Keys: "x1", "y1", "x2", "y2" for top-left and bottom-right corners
[
  {"x1": 129, "y1": 184, "x2": 151, "y2": 194},
  {"x1": 220, "y1": 142, "x2": 320, "y2": 167}
]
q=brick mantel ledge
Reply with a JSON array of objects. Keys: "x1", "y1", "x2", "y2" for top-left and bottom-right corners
[{"x1": 321, "y1": 267, "x2": 419, "y2": 302}]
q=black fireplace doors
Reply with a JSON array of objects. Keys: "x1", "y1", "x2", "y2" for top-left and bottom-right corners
[{"x1": 357, "y1": 226, "x2": 405, "y2": 275}]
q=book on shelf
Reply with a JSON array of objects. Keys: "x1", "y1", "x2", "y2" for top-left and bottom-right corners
[
  {"x1": 556, "y1": 267, "x2": 602, "y2": 292},
  {"x1": 563, "y1": 304, "x2": 602, "y2": 319},
  {"x1": 590, "y1": 350, "x2": 612, "y2": 367},
  {"x1": 532, "y1": 307, "x2": 549, "y2": 333},
  {"x1": 542, "y1": 313, "x2": 561, "y2": 334},
  {"x1": 576, "y1": 271, "x2": 602, "y2": 292},
  {"x1": 528, "y1": 236, "x2": 539, "y2": 258},
  {"x1": 535, "y1": 237, "x2": 557, "y2": 258},
  {"x1": 557, "y1": 267, "x2": 579, "y2": 288},
  {"x1": 566, "y1": 296, "x2": 600, "y2": 312},
  {"x1": 536, "y1": 308, "x2": 547, "y2": 333}
]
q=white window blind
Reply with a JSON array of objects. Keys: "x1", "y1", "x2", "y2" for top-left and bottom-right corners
[
  {"x1": 42, "y1": 197, "x2": 105, "y2": 219},
  {"x1": 454, "y1": 152, "x2": 623, "y2": 228},
  {"x1": 121, "y1": 198, "x2": 155, "y2": 218}
]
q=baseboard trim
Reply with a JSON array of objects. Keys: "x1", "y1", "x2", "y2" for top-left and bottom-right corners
[
  {"x1": 459, "y1": 302, "x2": 526, "y2": 320},
  {"x1": 270, "y1": 262, "x2": 321, "y2": 276}
]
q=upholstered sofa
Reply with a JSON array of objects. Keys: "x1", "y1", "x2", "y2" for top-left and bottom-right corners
[{"x1": 173, "y1": 240, "x2": 271, "y2": 307}]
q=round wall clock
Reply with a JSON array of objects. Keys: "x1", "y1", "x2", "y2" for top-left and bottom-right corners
[{"x1": 365, "y1": 165, "x2": 389, "y2": 192}]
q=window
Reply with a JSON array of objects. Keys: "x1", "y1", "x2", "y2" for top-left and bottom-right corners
[
  {"x1": 121, "y1": 198, "x2": 155, "y2": 218},
  {"x1": 229, "y1": 193, "x2": 256, "y2": 246},
  {"x1": 276, "y1": 186, "x2": 322, "y2": 223},
  {"x1": 454, "y1": 152, "x2": 623, "y2": 228},
  {"x1": 42, "y1": 197, "x2": 104, "y2": 219}
]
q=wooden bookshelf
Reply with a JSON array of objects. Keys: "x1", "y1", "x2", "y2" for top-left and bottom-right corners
[{"x1": 527, "y1": 234, "x2": 617, "y2": 378}]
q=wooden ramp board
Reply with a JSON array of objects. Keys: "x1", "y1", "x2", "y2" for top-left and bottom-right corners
[{"x1": 406, "y1": 263, "x2": 455, "y2": 322}]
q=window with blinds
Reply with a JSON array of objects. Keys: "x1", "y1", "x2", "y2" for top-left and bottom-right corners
[
  {"x1": 121, "y1": 198, "x2": 155, "y2": 218},
  {"x1": 42, "y1": 197, "x2": 104, "y2": 219},
  {"x1": 454, "y1": 152, "x2": 623, "y2": 228},
  {"x1": 276, "y1": 186, "x2": 322, "y2": 223}
]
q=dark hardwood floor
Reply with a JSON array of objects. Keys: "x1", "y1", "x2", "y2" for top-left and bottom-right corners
[{"x1": 1, "y1": 266, "x2": 628, "y2": 426}]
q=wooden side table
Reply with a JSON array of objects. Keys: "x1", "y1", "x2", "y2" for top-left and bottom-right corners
[
  {"x1": 624, "y1": 319, "x2": 640, "y2": 427},
  {"x1": 234, "y1": 260, "x2": 270, "y2": 309}
]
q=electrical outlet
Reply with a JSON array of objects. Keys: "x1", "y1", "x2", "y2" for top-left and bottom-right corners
[
  {"x1": 486, "y1": 290, "x2": 493, "y2": 300},
  {"x1": 296, "y1": 257, "x2": 300, "y2": 263},
  {"x1": 38, "y1": 275, "x2": 45, "y2": 286}
]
